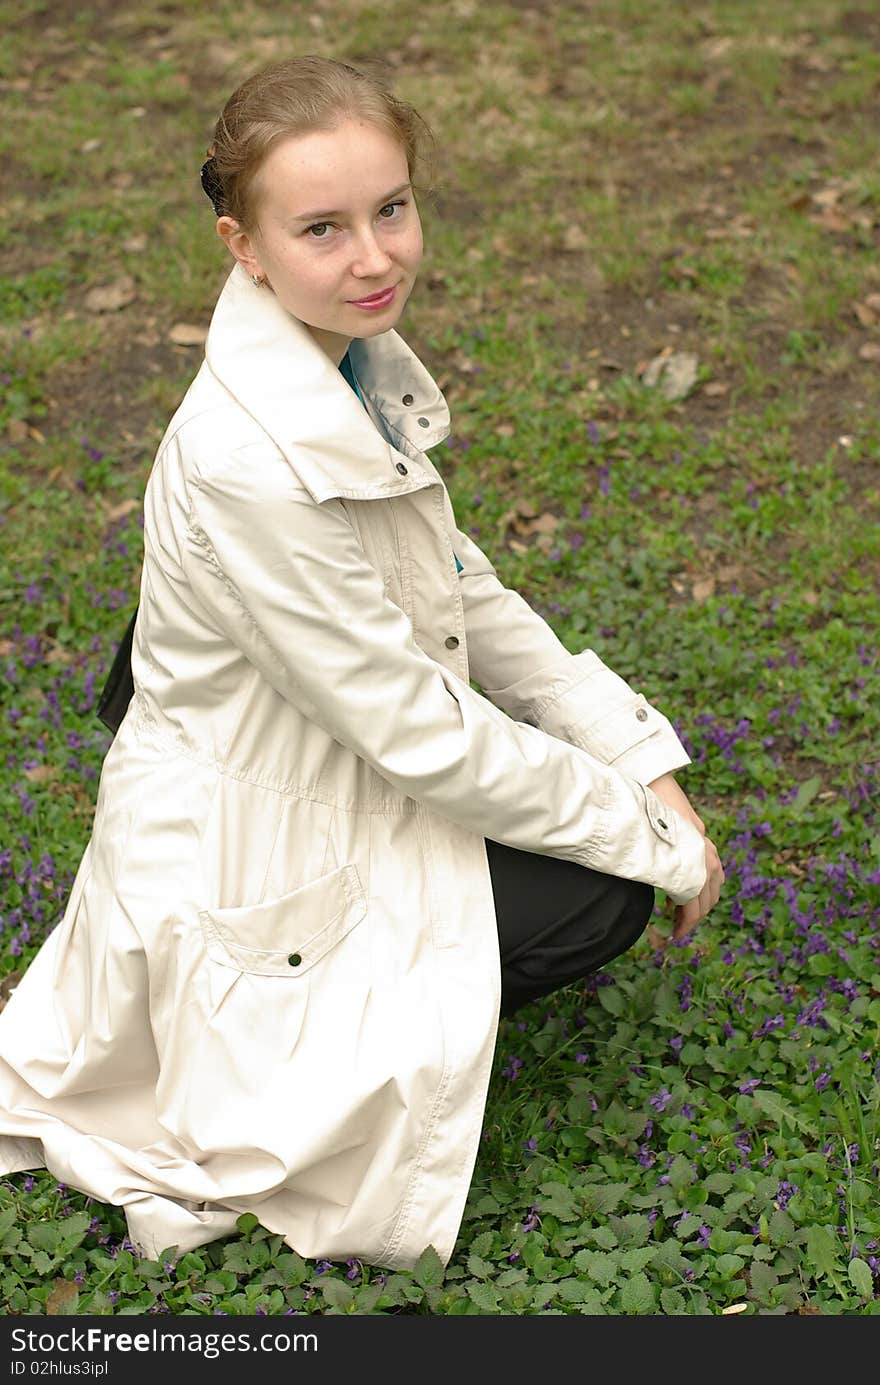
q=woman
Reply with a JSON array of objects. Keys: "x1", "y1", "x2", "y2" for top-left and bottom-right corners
[{"x1": 0, "y1": 56, "x2": 723, "y2": 1270}]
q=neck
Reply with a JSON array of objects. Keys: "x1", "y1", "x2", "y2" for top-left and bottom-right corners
[{"x1": 304, "y1": 323, "x2": 353, "y2": 368}]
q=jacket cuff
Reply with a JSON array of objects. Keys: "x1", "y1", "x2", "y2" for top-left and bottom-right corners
[{"x1": 504, "y1": 649, "x2": 692, "y2": 786}]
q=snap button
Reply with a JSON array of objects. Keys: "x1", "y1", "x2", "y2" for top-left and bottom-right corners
[
  {"x1": 396, "y1": 462, "x2": 408, "y2": 475},
  {"x1": 402, "y1": 393, "x2": 414, "y2": 405},
  {"x1": 287, "y1": 953, "x2": 302, "y2": 967},
  {"x1": 445, "y1": 635, "x2": 459, "y2": 650},
  {"x1": 417, "y1": 416, "x2": 430, "y2": 428},
  {"x1": 635, "y1": 707, "x2": 648, "y2": 722},
  {"x1": 657, "y1": 818, "x2": 668, "y2": 831}
]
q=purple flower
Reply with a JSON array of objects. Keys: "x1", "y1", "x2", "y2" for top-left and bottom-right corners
[
  {"x1": 522, "y1": 1205, "x2": 541, "y2": 1233},
  {"x1": 738, "y1": 1078, "x2": 761, "y2": 1095},
  {"x1": 649, "y1": 1087, "x2": 672, "y2": 1113}
]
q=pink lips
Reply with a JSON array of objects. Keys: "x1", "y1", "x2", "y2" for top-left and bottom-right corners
[{"x1": 349, "y1": 285, "x2": 397, "y2": 309}]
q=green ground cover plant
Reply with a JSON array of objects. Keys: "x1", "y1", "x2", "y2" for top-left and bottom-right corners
[{"x1": 0, "y1": 0, "x2": 878, "y2": 1315}]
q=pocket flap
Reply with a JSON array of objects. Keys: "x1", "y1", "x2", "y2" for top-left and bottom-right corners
[{"x1": 199, "y1": 863, "x2": 367, "y2": 977}]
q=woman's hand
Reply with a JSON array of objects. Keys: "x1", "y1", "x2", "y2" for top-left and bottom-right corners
[{"x1": 646, "y1": 772, "x2": 725, "y2": 940}]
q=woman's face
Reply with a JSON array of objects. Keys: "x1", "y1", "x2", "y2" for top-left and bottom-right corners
[{"x1": 218, "y1": 118, "x2": 424, "y2": 365}]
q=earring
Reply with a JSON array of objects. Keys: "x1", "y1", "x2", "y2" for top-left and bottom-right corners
[{"x1": 251, "y1": 272, "x2": 263, "y2": 287}]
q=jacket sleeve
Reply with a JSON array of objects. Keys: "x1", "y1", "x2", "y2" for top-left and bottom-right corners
[
  {"x1": 449, "y1": 519, "x2": 692, "y2": 786},
  {"x1": 181, "y1": 446, "x2": 707, "y2": 905}
]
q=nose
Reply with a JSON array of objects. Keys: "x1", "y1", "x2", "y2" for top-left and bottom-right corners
[{"x1": 351, "y1": 225, "x2": 393, "y2": 277}]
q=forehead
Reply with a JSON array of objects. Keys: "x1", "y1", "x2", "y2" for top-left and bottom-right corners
[{"x1": 255, "y1": 120, "x2": 409, "y2": 215}]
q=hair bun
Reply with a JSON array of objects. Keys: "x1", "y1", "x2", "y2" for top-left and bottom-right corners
[{"x1": 200, "y1": 156, "x2": 225, "y2": 215}]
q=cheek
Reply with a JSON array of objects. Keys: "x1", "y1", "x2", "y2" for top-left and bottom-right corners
[{"x1": 406, "y1": 222, "x2": 424, "y2": 265}]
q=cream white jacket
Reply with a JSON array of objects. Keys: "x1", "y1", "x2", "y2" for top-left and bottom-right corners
[{"x1": 0, "y1": 264, "x2": 706, "y2": 1269}]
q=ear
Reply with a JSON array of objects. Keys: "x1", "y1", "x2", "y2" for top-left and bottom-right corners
[{"x1": 216, "y1": 216, "x2": 263, "y2": 279}]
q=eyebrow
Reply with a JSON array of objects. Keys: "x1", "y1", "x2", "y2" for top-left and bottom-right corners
[{"x1": 290, "y1": 182, "x2": 412, "y2": 222}]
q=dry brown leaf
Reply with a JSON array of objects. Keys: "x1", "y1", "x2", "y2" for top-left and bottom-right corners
[
  {"x1": 508, "y1": 539, "x2": 529, "y2": 554},
  {"x1": 0, "y1": 974, "x2": 20, "y2": 1015},
  {"x1": 864, "y1": 293, "x2": 880, "y2": 314},
  {"x1": 692, "y1": 577, "x2": 716, "y2": 603},
  {"x1": 721, "y1": 1303, "x2": 749, "y2": 1316},
  {"x1": 168, "y1": 322, "x2": 208, "y2": 347},
  {"x1": 494, "y1": 423, "x2": 515, "y2": 438},
  {"x1": 853, "y1": 301, "x2": 878, "y2": 328},
  {"x1": 84, "y1": 276, "x2": 136, "y2": 313},
  {"x1": 642, "y1": 350, "x2": 699, "y2": 401},
  {"x1": 527, "y1": 512, "x2": 559, "y2": 535},
  {"x1": 44, "y1": 643, "x2": 74, "y2": 665},
  {"x1": 46, "y1": 1278, "x2": 80, "y2": 1315},
  {"x1": 6, "y1": 418, "x2": 29, "y2": 443},
  {"x1": 104, "y1": 498, "x2": 141, "y2": 523},
  {"x1": 812, "y1": 186, "x2": 843, "y2": 208},
  {"x1": 562, "y1": 224, "x2": 589, "y2": 252},
  {"x1": 703, "y1": 381, "x2": 729, "y2": 397},
  {"x1": 859, "y1": 342, "x2": 880, "y2": 362},
  {"x1": 23, "y1": 764, "x2": 59, "y2": 783},
  {"x1": 813, "y1": 209, "x2": 851, "y2": 233}
]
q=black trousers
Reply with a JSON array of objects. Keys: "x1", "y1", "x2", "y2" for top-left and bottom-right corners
[{"x1": 485, "y1": 837, "x2": 654, "y2": 1019}]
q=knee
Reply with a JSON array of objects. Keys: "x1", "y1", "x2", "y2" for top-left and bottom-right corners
[{"x1": 614, "y1": 879, "x2": 655, "y2": 951}]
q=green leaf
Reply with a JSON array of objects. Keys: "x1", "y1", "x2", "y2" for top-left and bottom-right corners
[
  {"x1": 28, "y1": 1222, "x2": 62, "y2": 1254},
  {"x1": 618, "y1": 1272, "x2": 658, "y2": 1314},
  {"x1": 607, "y1": 1213, "x2": 651, "y2": 1248},
  {"x1": 470, "y1": 1230, "x2": 495, "y2": 1258},
  {"x1": 555, "y1": 1277, "x2": 597, "y2": 1303},
  {"x1": 466, "y1": 1279, "x2": 501, "y2": 1312},
  {"x1": 320, "y1": 1277, "x2": 355, "y2": 1310},
  {"x1": 848, "y1": 1258, "x2": 874, "y2": 1299},
  {"x1": 714, "y1": 1254, "x2": 746, "y2": 1278},
  {"x1": 579, "y1": 1184, "x2": 628, "y2": 1216},
  {"x1": 619, "y1": 1247, "x2": 657, "y2": 1273},
  {"x1": 805, "y1": 1225, "x2": 841, "y2": 1280},
  {"x1": 669, "y1": 1153, "x2": 697, "y2": 1194},
  {"x1": 598, "y1": 984, "x2": 625, "y2": 1015},
  {"x1": 235, "y1": 1213, "x2": 260, "y2": 1236},
  {"x1": 748, "y1": 1260, "x2": 779, "y2": 1303},
  {"x1": 538, "y1": 1181, "x2": 578, "y2": 1220},
  {"x1": 660, "y1": 1287, "x2": 687, "y2": 1315},
  {"x1": 354, "y1": 1281, "x2": 384, "y2": 1313},
  {"x1": 572, "y1": 1250, "x2": 620, "y2": 1286},
  {"x1": 792, "y1": 776, "x2": 822, "y2": 813},
  {"x1": 466, "y1": 1253, "x2": 493, "y2": 1279},
  {"x1": 412, "y1": 1244, "x2": 445, "y2": 1289},
  {"x1": 768, "y1": 1208, "x2": 796, "y2": 1246},
  {"x1": 753, "y1": 1086, "x2": 817, "y2": 1136},
  {"x1": 703, "y1": 1172, "x2": 734, "y2": 1196}
]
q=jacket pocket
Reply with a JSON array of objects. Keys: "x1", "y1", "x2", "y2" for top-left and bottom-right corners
[{"x1": 199, "y1": 863, "x2": 367, "y2": 977}]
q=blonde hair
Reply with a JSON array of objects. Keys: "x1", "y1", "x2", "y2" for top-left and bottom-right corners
[{"x1": 203, "y1": 55, "x2": 437, "y2": 229}]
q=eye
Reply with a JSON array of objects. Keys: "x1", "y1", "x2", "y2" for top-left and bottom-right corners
[
  {"x1": 378, "y1": 199, "x2": 408, "y2": 219},
  {"x1": 305, "y1": 221, "x2": 333, "y2": 240}
]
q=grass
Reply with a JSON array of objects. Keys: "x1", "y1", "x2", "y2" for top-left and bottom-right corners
[{"x1": 0, "y1": 0, "x2": 878, "y2": 1316}]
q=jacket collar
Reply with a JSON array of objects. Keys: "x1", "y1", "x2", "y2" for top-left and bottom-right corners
[{"x1": 204, "y1": 263, "x2": 451, "y2": 504}]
